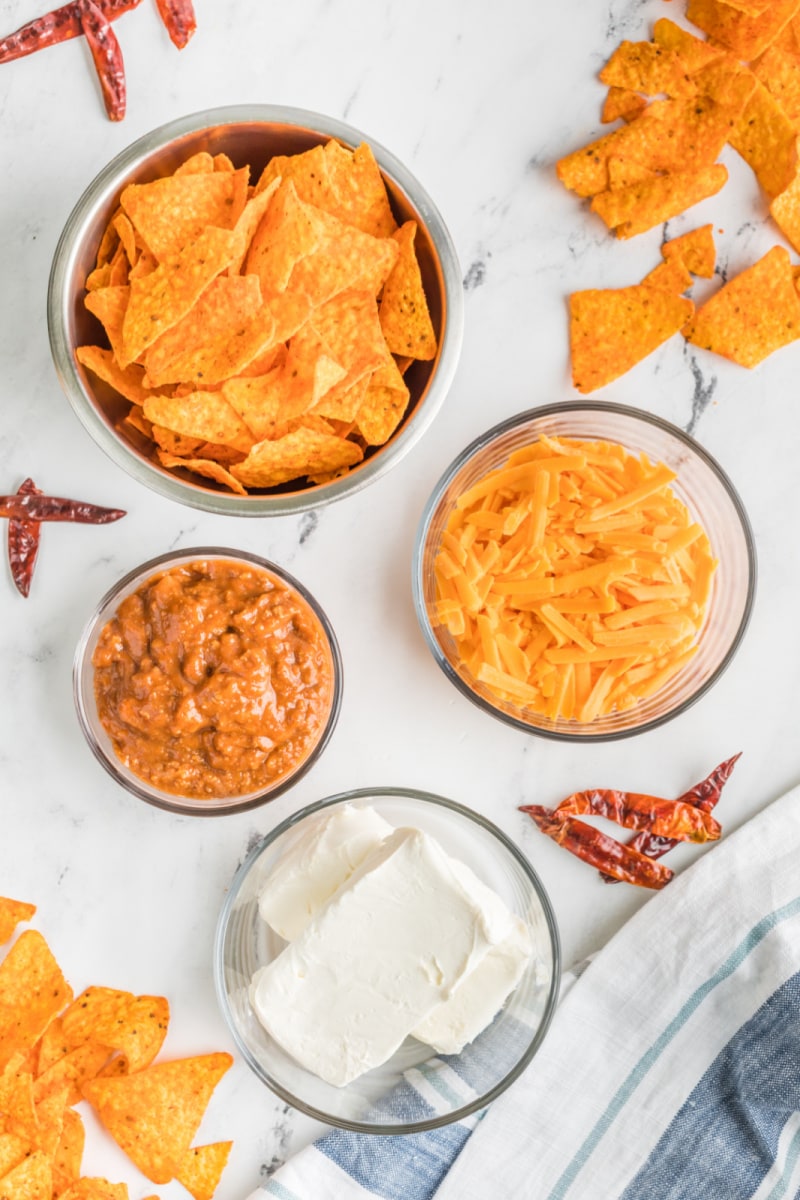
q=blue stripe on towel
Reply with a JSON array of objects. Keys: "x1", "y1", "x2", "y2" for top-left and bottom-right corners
[
  {"x1": 316, "y1": 1122, "x2": 472, "y2": 1200},
  {"x1": 547, "y1": 894, "x2": 800, "y2": 1200},
  {"x1": 620, "y1": 970, "x2": 800, "y2": 1200}
]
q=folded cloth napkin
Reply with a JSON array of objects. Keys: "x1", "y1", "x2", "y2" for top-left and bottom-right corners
[{"x1": 252, "y1": 784, "x2": 800, "y2": 1200}]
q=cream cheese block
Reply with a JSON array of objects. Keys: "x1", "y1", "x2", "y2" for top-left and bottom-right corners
[{"x1": 250, "y1": 826, "x2": 508, "y2": 1086}]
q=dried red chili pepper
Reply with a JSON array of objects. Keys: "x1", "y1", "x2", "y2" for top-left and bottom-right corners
[
  {"x1": 0, "y1": 0, "x2": 140, "y2": 65},
  {"x1": 0, "y1": 493, "x2": 126, "y2": 523},
  {"x1": 153, "y1": 0, "x2": 196, "y2": 49},
  {"x1": 555, "y1": 789, "x2": 721, "y2": 843},
  {"x1": 80, "y1": 0, "x2": 126, "y2": 121},
  {"x1": 8, "y1": 479, "x2": 42, "y2": 598},
  {"x1": 520, "y1": 805, "x2": 673, "y2": 890}
]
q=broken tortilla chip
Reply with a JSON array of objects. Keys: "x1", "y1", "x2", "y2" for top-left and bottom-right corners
[
  {"x1": 0, "y1": 932, "x2": 73, "y2": 1072},
  {"x1": 684, "y1": 244, "x2": 800, "y2": 365},
  {"x1": 174, "y1": 1143, "x2": 232, "y2": 1200},
  {"x1": 599, "y1": 39, "x2": 697, "y2": 98},
  {"x1": 0, "y1": 899, "x2": 35, "y2": 945},
  {"x1": 570, "y1": 284, "x2": 695, "y2": 393},
  {"x1": 662, "y1": 225, "x2": 717, "y2": 277}
]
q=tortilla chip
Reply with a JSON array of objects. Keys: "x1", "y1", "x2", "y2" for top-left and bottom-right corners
[
  {"x1": 570, "y1": 284, "x2": 695, "y2": 393},
  {"x1": 288, "y1": 207, "x2": 398, "y2": 307},
  {"x1": 84, "y1": 287, "x2": 130, "y2": 362},
  {"x1": 557, "y1": 97, "x2": 733, "y2": 197},
  {"x1": 643, "y1": 258, "x2": 694, "y2": 293},
  {"x1": 0, "y1": 932, "x2": 72, "y2": 1072},
  {"x1": 142, "y1": 275, "x2": 263, "y2": 387},
  {"x1": 0, "y1": 1058, "x2": 38, "y2": 1144},
  {"x1": 606, "y1": 156, "x2": 656, "y2": 187},
  {"x1": 174, "y1": 152, "x2": 215, "y2": 177},
  {"x1": 601, "y1": 87, "x2": 648, "y2": 124},
  {"x1": 231, "y1": 425, "x2": 364, "y2": 488},
  {"x1": 59, "y1": 1179, "x2": 129, "y2": 1200},
  {"x1": 355, "y1": 355, "x2": 411, "y2": 445},
  {"x1": 120, "y1": 173, "x2": 244, "y2": 260},
  {"x1": 662, "y1": 224, "x2": 717, "y2": 276},
  {"x1": 94, "y1": 212, "x2": 121, "y2": 269},
  {"x1": 226, "y1": 177, "x2": 280, "y2": 276},
  {"x1": 729, "y1": 78, "x2": 799, "y2": 197},
  {"x1": 599, "y1": 40, "x2": 697, "y2": 97},
  {"x1": 121, "y1": 226, "x2": 244, "y2": 366},
  {"x1": 379, "y1": 222, "x2": 437, "y2": 359},
  {"x1": 771, "y1": 164, "x2": 800, "y2": 250},
  {"x1": 591, "y1": 164, "x2": 728, "y2": 237},
  {"x1": 0, "y1": 1148, "x2": 51, "y2": 1200},
  {"x1": 0, "y1": 1133, "x2": 29, "y2": 1181},
  {"x1": 33, "y1": 1042, "x2": 111, "y2": 1107},
  {"x1": 223, "y1": 358, "x2": 324, "y2": 441},
  {"x1": 0, "y1": 899, "x2": 35, "y2": 945},
  {"x1": 753, "y1": 44, "x2": 800, "y2": 128},
  {"x1": 693, "y1": 55, "x2": 758, "y2": 114},
  {"x1": 143, "y1": 392, "x2": 255, "y2": 453},
  {"x1": 52, "y1": 1109, "x2": 84, "y2": 1196},
  {"x1": 112, "y1": 213, "x2": 137, "y2": 268},
  {"x1": 174, "y1": 1142, "x2": 232, "y2": 1200},
  {"x1": 255, "y1": 144, "x2": 334, "y2": 208},
  {"x1": 76, "y1": 346, "x2": 152, "y2": 407},
  {"x1": 652, "y1": 17, "x2": 725, "y2": 71},
  {"x1": 311, "y1": 372, "x2": 371, "y2": 423},
  {"x1": 686, "y1": 0, "x2": 800, "y2": 60},
  {"x1": 34, "y1": 1083, "x2": 69, "y2": 1158},
  {"x1": 311, "y1": 289, "x2": 389, "y2": 385},
  {"x1": 322, "y1": 140, "x2": 397, "y2": 237},
  {"x1": 244, "y1": 180, "x2": 321, "y2": 294},
  {"x1": 155, "y1": 452, "x2": 248, "y2": 496},
  {"x1": 81, "y1": 1053, "x2": 233, "y2": 1185},
  {"x1": 684, "y1": 245, "x2": 800, "y2": 365}
]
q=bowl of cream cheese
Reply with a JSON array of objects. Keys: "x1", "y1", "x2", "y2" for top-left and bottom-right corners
[{"x1": 213, "y1": 787, "x2": 560, "y2": 1133}]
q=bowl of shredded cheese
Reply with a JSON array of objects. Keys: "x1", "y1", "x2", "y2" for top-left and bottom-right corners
[{"x1": 412, "y1": 401, "x2": 756, "y2": 741}]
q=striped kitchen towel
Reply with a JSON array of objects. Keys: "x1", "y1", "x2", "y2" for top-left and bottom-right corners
[{"x1": 253, "y1": 782, "x2": 800, "y2": 1200}]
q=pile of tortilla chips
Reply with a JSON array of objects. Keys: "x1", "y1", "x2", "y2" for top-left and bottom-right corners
[
  {"x1": 559, "y1": 2, "x2": 800, "y2": 390},
  {"x1": 0, "y1": 896, "x2": 232, "y2": 1200},
  {"x1": 77, "y1": 140, "x2": 438, "y2": 496}
]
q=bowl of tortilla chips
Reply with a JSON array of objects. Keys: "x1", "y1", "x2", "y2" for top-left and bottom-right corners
[{"x1": 48, "y1": 105, "x2": 464, "y2": 516}]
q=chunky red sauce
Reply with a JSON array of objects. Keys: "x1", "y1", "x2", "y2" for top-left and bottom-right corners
[{"x1": 93, "y1": 558, "x2": 335, "y2": 799}]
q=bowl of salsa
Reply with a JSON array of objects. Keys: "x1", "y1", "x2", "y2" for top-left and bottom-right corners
[{"x1": 73, "y1": 548, "x2": 342, "y2": 815}]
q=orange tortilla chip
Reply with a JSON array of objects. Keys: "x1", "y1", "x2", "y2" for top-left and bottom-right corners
[
  {"x1": 231, "y1": 424, "x2": 364, "y2": 488},
  {"x1": 81, "y1": 1053, "x2": 233, "y2": 1185},
  {"x1": 243, "y1": 180, "x2": 320, "y2": 293},
  {"x1": 174, "y1": 1142, "x2": 232, "y2": 1200},
  {"x1": 174, "y1": 152, "x2": 214, "y2": 176},
  {"x1": 287, "y1": 206, "x2": 398, "y2": 307},
  {"x1": 355, "y1": 359, "x2": 411, "y2": 446},
  {"x1": 662, "y1": 225, "x2": 717, "y2": 276},
  {"x1": 0, "y1": 899, "x2": 35, "y2": 945},
  {"x1": 606, "y1": 156, "x2": 656, "y2": 187},
  {"x1": 642, "y1": 258, "x2": 694, "y2": 293},
  {"x1": 34, "y1": 1082, "x2": 69, "y2": 1159},
  {"x1": 599, "y1": 40, "x2": 697, "y2": 97},
  {"x1": 61, "y1": 987, "x2": 169, "y2": 1074},
  {"x1": 311, "y1": 289, "x2": 389, "y2": 383},
  {"x1": 155, "y1": 452, "x2": 248, "y2": 496},
  {"x1": 120, "y1": 226, "x2": 244, "y2": 366},
  {"x1": 84, "y1": 286, "x2": 129, "y2": 362},
  {"x1": 76, "y1": 346, "x2": 152, "y2": 407},
  {"x1": 570, "y1": 284, "x2": 694, "y2": 393},
  {"x1": 684, "y1": 245, "x2": 800, "y2": 365},
  {"x1": 686, "y1": 238, "x2": 800, "y2": 360},
  {"x1": 686, "y1": 0, "x2": 800, "y2": 60},
  {"x1": 0, "y1": 1148, "x2": 52, "y2": 1200},
  {"x1": 0, "y1": 1132, "x2": 29, "y2": 1180},
  {"x1": 729, "y1": 78, "x2": 799, "y2": 197},
  {"x1": 142, "y1": 275, "x2": 263, "y2": 387},
  {"x1": 322, "y1": 140, "x2": 398, "y2": 237},
  {"x1": 652, "y1": 17, "x2": 724, "y2": 71},
  {"x1": 601, "y1": 87, "x2": 648, "y2": 124},
  {"x1": 120, "y1": 173, "x2": 244, "y2": 260},
  {"x1": 143, "y1": 392, "x2": 255, "y2": 454},
  {"x1": 0, "y1": 932, "x2": 73, "y2": 1072},
  {"x1": 311, "y1": 372, "x2": 371, "y2": 423},
  {"x1": 591, "y1": 164, "x2": 728, "y2": 237},
  {"x1": 52, "y1": 1108, "x2": 84, "y2": 1194},
  {"x1": 754, "y1": 44, "x2": 800, "y2": 127},
  {"x1": 0, "y1": 1058, "x2": 38, "y2": 1143},
  {"x1": 33, "y1": 1042, "x2": 110, "y2": 1107},
  {"x1": 255, "y1": 143, "x2": 334, "y2": 207},
  {"x1": 379, "y1": 221, "x2": 437, "y2": 359},
  {"x1": 59, "y1": 1179, "x2": 129, "y2": 1200}
]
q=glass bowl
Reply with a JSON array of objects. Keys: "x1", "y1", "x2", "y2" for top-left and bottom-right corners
[
  {"x1": 413, "y1": 401, "x2": 756, "y2": 742},
  {"x1": 214, "y1": 788, "x2": 561, "y2": 1133},
  {"x1": 73, "y1": 548, "x2": 342, "y2": 816},
  {"x1": 47, "y1": 105, "x2": 463, "y2": 516}
]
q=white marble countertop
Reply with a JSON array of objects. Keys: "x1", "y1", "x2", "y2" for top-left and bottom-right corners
[{"x1": 1, "y1": 0, "x2": 798, "y2": 1194}]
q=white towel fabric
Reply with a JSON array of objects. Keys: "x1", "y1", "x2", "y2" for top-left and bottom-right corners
[{"x1": 250, "y1": 784, "x2": 800, "y2": 1200}]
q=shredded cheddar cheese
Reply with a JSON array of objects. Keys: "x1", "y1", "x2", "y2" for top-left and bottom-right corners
[{"x1": 433, "y1": 434, "x2": 717, "y2": 723}]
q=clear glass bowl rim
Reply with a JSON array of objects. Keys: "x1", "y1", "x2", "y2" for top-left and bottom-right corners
[
  {"x1": 47, "y1": 103, "x2": 465, "y2": 517},
  {"x1": 72, "y1": 546, "x2": 343, "y2": 816},
  {"x1": 213, "y1": 785, "x2": 562, "y2": 1133},
  {"x1": 412, "y1": 399, "x2": 758, "y2": 743}
]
